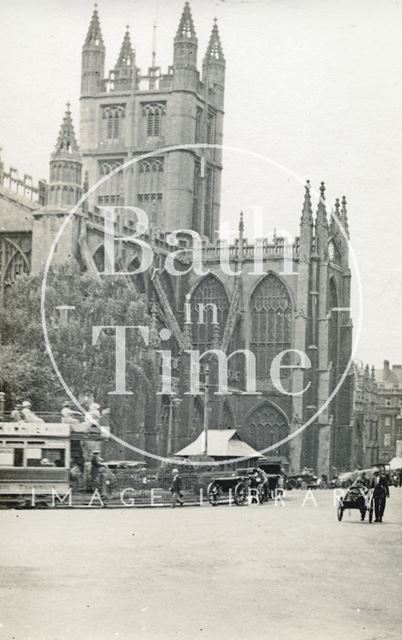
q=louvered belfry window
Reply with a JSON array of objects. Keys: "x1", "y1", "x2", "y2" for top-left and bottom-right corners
[
  {"x1": 142, "y1": 103, "x2": 166, "y2": 138},
  {"x1": 102, "y1": 105, "x2": 125, "y2": 140}
]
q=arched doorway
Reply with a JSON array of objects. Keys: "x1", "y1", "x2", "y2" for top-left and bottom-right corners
[{"x1": 241, "y1": 401, "x2": 289, "y2": 458}]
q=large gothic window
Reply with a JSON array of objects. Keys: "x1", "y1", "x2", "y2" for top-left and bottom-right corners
[
  {"x1": 241, "y1": 402, "x2": 289, "y2": 456},
  {"x1": 250, "y1": 274, "x2": 292, "y2": 381},
  {"x1": 97, "y1": 159, "x2": 124, "y2": 206},
  {"x1": 0, "y1": 236, "x2": 31, "y2": 302},
  {"x1": 137, "y1": 159, "x2": 164, "y2": 211},
  {"x1": 190, "y1": 274, "x2": 229, "y2": 352}
]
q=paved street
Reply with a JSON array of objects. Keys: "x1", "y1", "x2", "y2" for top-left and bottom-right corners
[{"x1": 1, "y1": 488, "x2": 401, "y2": 640}]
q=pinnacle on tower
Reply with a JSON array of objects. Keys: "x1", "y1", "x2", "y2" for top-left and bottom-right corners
[
  {"x1": 173, "y1": 2, "x2": 198, "y2": 82},
  {"x1": 116, "y1": 26, "x2": 134, "y2": 67},
  {"x1": 52, "y1": 103, "x2": 80, "y2": 160},
  {"x1": 48, "y1": 104, "x2": 82, "y2": 209},
  {"x1": 329, "y1": 197, "x2": 340, "y2": 234},
  {"x1": 175, "y1": 2, "x2": 197, "y2": 41},
  {"x1": 314, "y1": 181, "x2": 329, "y2": 259},
  {"x1": 340, "y1": 195, "x2": 350, "y2": 238},
  {"x1": 334, "y1": 197, "x2": 340, "y2": 216},
  {"x1": 300, "y1": 180, "x2": 313, "y2": 225},
  {"x1": 239, "y1": 211, "x2": 244, "y2": 234},
  {"x1": 316, "y1": 181, "x2": 328, "y2": 230},
  {"x1": 203, "y1": 18, "x2": 225, "y2": 65},
  {"x1": 81, "y1": 4, "x2": 105, "y2": 94},
  {"x1": 84, "y1": 4, "x2": 104, "y2": 49}
]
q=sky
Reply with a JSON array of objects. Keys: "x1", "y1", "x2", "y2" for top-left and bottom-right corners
[{"x1": 0, "y1": 0, "x2": 401, "y2": 367}]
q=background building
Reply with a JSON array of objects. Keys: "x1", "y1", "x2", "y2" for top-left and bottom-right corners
[
  {"x1": 375, "y1": 360, "x2": 402, "y2": 462},
  {"x1": 351, "y1": 362, "x2": 379, "y2": 469},
  {"x1": 0, "y1": 3, "x2": 354, "y2": 476}
]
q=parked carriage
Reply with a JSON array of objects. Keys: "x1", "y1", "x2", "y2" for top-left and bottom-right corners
[{"x1": 207, "y1": 469, "x2": 267, "y2": 506}]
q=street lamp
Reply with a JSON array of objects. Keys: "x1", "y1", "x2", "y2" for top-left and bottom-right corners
[
  {"x1": 203, "y1": 365, "x2": 210, "y2": 456},
  {"x1": 167, "y1": 395, "x2": 182, "y2": 457}
]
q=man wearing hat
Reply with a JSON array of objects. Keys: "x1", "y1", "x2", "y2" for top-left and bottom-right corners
[
  {"x1": 170, "y1": 468, "x2": 184, "y2": 508},
  {"x1": 61, "y1": 404, "x2": 80, "y2": 425},
  {"x1": 370, "y1": 470, "x2": 390, "y2": 522},
  {"x1": 90, "y1": 451, "x2": 104, "y2": 491},
  {"x1": 10, "y1": 402, "x2": 22, "y2": 422},
  {"x1": 21, "y1": 401, "x2": 44, "y2": 423}
]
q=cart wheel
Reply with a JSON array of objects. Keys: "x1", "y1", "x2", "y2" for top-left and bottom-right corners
[
  {"x1": 207, "y1": 482, "x2": 220, "y2": 506},
  {"x1": 337, "y1": 505, "x2": 344, "y2": 521},
  {"x1": 234, "y1": 482, "x2": 247, "y2": 506},
  {"x1": 257, "y1": 484, "x2": 266, "y2": 504},
  {"x1": 300, "y1": 480, "x2": 308, "y2": 491},
  {"x1": 319, "y1": 479, "x2": 327, "y2": 490}
]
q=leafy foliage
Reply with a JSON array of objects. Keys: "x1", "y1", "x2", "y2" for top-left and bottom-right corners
[{"x1": 0, "y1": 264, "x2": 151, "y2": 415}]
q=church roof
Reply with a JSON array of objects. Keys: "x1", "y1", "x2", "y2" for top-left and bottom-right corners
[{"x1": 175, "y1": 429, "x2": 261, "y2": 459}]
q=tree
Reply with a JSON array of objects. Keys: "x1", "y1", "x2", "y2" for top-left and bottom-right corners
[{"x1": 0, "y1": 264, "x2": 151, "y2": 419}]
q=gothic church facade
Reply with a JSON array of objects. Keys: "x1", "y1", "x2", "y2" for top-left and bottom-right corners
[{"x1": 0, "y1": 3, "x2": 354, "y2": 475}]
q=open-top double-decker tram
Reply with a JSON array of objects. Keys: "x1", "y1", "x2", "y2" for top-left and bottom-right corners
[{"x1": 0, "y1": 421, "x2": 106, "y2": 507}]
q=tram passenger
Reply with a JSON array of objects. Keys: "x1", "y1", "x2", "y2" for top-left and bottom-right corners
[
  {"x1": 21, "y1": 401, "x2": 44, "y2": 423},
  {"x1": 10, "y1": 402, "x2": 22, "y2": 421},
  {"x1": 61, "y1": 405, "x2": 80, "y2": 424},
  {"x1": 40, "y1": 458, "x2": 55, "y2": 467}
]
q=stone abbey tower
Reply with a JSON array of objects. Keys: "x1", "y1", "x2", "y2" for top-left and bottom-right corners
[
  {"x1": 0, "y1": 3, "x2": 354, "y2": 475},
  {"x1": 80, "y1": 2, "x2": 224, "y2": 238}
]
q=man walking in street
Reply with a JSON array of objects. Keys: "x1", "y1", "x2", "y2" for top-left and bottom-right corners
[
  {"x1": 370, "y1": 470, "x2": 390, "y2": 522},
  {"x1": 170, "y1": 468, "x2": 184, "y2": 508}
]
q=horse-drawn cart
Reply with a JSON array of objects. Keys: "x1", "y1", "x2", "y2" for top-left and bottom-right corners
[{"x1": 337, "y1": 485, "x2": 374, "y2": 523}]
